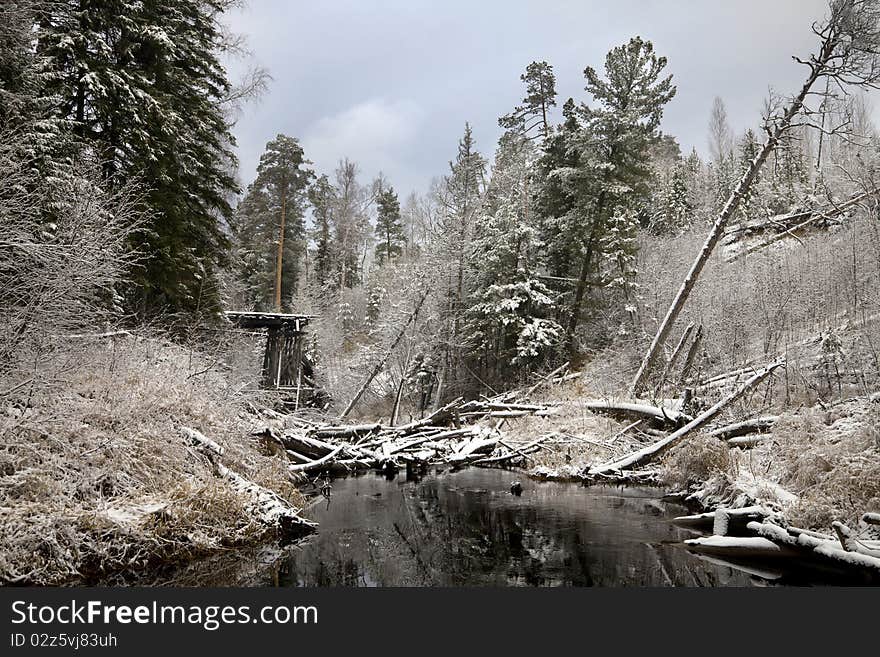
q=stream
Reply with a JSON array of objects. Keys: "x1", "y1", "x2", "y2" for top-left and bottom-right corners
[{"x1": 264, "y1": 468, "x2": 753, "y2": 587}]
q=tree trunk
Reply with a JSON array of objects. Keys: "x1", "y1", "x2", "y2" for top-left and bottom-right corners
[
  {"x1": 275, "y1": 173, "x2": 287, "y2": 311},
  {"x1": 566, "y1": 229, "x2": 596, "y2": 352}
]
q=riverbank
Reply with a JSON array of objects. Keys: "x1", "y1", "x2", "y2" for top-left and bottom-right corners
[{"x1": 0, "y1": 334, "x2": 308, "y2": 585}]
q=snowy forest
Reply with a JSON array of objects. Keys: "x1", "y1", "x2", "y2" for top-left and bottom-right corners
[{"x1": 2, "y1": 0, "x2": 880, "y2": 587}]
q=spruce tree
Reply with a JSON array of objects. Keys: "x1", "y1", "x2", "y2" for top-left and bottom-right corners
[
  {"x1": 36, "y1": 0, "x2": 240, "y2": 318},
  {"x1": 737, "y1": 129, "x2": 762, "y2": 219},
  {"x1": 465, "y1": 131, "x2": 562, "y2": 376}
]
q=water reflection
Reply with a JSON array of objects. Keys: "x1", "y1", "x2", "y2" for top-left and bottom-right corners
[{"x1": 276, "y1": 469, "x2": 753, "y2": 587}]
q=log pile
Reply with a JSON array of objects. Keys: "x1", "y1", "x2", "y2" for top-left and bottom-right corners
[
  {"x1": 272, "y1": 397, "x2": 558, "y2": 478},
  {"x1": 678, "y1": 506, "x2": 880, "y2": 583}
]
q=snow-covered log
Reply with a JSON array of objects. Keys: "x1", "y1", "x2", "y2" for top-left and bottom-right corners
[
  {"x1": 310, "y1": 423, "x2": 383, "y2": 439},
  {"x1": 281, "y1": 433, "x2": 337, "y2": 459},
  {"x1": 583, "y1": 400, "x2": 690, "y2": 427},
  {"x1": 726, "y1": 435, "x2": 771, "y2": 449},
  {"x1": 708, "y1": 416, "x2": 778, "y2": 440},
  {"x1": 180, "y1": 427, "x2": 315, "y2": 536},
  {"x1": 672, "y1": 506, "x2": 772, "y2": 535},
  {"x1": 181, "y1": 426, "x2": 224, "y2": 457},
  {"x1": 288, "y1": 444, "x2": 345, "y2": 473},
  {"x1": 684, "y1": 535, "x2": 798, "y2": 560},
  {"x1": 216, "y1": 462, "x2": 316, "y2": 535},
  {"x1": 750, "y1": 521, "x2": 880, "y2": 574}
]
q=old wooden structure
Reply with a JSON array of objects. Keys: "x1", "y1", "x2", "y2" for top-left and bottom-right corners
[{"x1": 225, "y1": 311, "x2": 315, "y2": 395}]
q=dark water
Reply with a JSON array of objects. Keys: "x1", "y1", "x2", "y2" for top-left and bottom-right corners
[{"x1": 269, "y1": 469, "x2": 753, "y2": 587}]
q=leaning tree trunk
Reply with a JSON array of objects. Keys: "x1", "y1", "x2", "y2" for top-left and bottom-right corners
[
  {"x1": 340, "y1": 287, "x2": 430, "y2": 419},
  {"x1": 630, "y1": 40, "x2": 833, "y2": 395}
]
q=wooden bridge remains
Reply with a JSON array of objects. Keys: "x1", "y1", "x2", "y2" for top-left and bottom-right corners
[{"x1": 225, "y1": 311, "x2": 316, "y2": 399}]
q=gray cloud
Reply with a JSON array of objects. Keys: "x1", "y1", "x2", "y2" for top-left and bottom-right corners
[{"x1": 225, "y1": 0, "x2": 838, "y2": 196}]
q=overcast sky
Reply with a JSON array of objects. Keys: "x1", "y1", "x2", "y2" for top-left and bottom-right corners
[{"x1": 224, "y1": 0, "x2": 833, "y2": 197}]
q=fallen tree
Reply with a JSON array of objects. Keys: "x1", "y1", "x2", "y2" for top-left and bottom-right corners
[
  {"x1": 708, "y1": 416, "x2": 779, "y2": 440},
  {"x1": 181, "y1": 427, "x2": 316, "y2": 536},
  {"x1": 631, "y1": 1, "x2": 880, "y2": 394},
  {"x1": 582, "y1": 400, "x2": 691, "y2": 427}
]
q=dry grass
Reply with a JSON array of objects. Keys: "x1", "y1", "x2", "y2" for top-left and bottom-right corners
[
  {"x1": 661, "y1": 435, "x2": 732, "y2": 491},
  {"x1": 0, "y1": 333, "x2": 302, "y2": 585},
  {"x1": 769, "y1": 402, "x2": 880, "y2": 527}
]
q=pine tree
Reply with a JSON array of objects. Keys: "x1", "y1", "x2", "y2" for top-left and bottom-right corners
[
  {"x1": 36, "y1": 0, "x2": 240, "y2": 318},
  {"x1": 374, "y1": 186, "x2": 405, "y2": 265},
  {"x1": 551, "y1": 37, "x2": 676, "y2": 345},
  {"x1": 499, "y1": 61, "x2": 557, "y2": 140},
  {"x1": 234, "y1": 134, "x2": 313, "y2": 311}
]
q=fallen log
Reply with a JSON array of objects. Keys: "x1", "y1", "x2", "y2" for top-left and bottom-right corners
[
  {"x1": 217, "y1": 462, "x2": 316, "y2": 535},
  {"x1": 672, "y1": 505, "x2": 772, "y2": 535},
  {"x1": 392, "y1": 398, "x2": 465, "y2": 435},
  {"x1": 750, "y1": 520, "x2": 880, "y2": 575},
  {"x1": 726, "y1": 435, "x2": 771, "y2": 449},
  {"x1": 181, "y1": 426, "x2": 224, "y2": 457},
  {"x1": 589, "y1": 360, "x2": 783, "y2": 476},
  {"x1": 727, "y1": 189, "x2": 880, "y2": 262},
  {"x1": 180, "y1": 427, "x2": 315, "y2": 536},
  {"x1": 832, "y1": 521, "x2": 880, "y2": 558},
  {"x1": 685, "y1": 536, "x2": 800, "y2": 560},
  {"x1": 708, "y1": 416, "x2": 778, "y2": 440},
  {"x1": 583, "y1": 400, "x2": 690, "y2": 427},
  {"x1": 281, "y1": 433, "x2": 337, "y2": 459},
  {"x1": 310, "y1": 423, "x2": 383, "y2": 439},
  {"x1": 288, "y1": 444, "x2": 345, "y2": 473}
]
